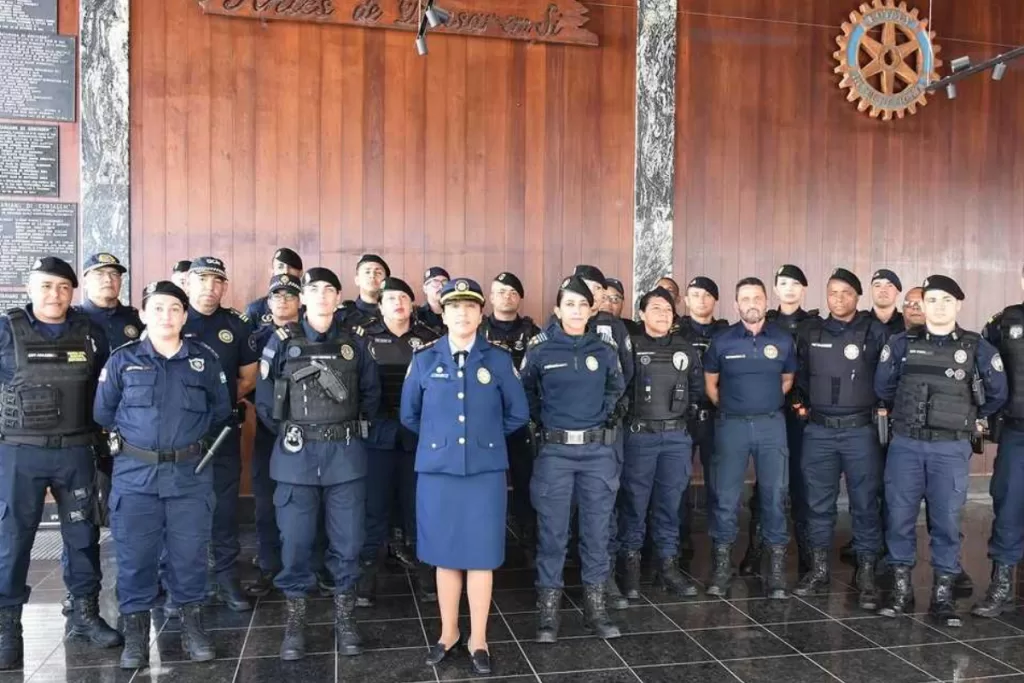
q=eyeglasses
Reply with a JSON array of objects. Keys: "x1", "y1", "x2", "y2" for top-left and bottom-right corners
[
  {"x1": 269, "y1": 293, "x2": 299, "y2": 303},
  {"x1": 605, "y1": 295, "x2": 623, "y2": 304},
  {"x1": 904, "y1": 302, "x2": 922, "y2": 311}
]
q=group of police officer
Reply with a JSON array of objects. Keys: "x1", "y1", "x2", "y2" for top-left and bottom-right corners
[{"x1": 1, "y1": 248, "x2": 1023, "y2": 672}]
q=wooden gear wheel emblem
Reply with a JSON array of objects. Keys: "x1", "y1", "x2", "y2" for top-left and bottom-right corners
[{"x1": 834, "y1": 0, "x2": 942, "y2": 120}]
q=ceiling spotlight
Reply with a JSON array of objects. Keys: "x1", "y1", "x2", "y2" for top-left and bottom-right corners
[
  {"x1": 425, "y1": 4, "x2": 449, "y2": 28},
  {"x1": 992, "y1": 62, "x2": 1007, "y2": 80},
  {"x1": 415, "y1": 34, "x2": 428, "y2": 55},
  {"x1": 951, "y1": 56, "x2": 971, "y2": 73},
  {"x1": 945, "y1": 83, "x2": 957, "y2": 99}
]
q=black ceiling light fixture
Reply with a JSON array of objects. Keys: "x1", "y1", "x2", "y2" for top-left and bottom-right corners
[
  {"x1": 415, "y1": 0, "x2": 450, "y2": 56},
  {"x1": 928, "y1": 46, "x2": 1024, "y2": 99}
]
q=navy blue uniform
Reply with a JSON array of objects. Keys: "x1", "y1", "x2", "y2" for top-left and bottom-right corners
[
  {"x1": 704, "y1": 322, "x2": 797, "y2": 547},
  {"x1": 875, "y1": 328, "x2": 1007, "y2": 573},
  {"x1": 250, "y1": 323, "x2": 283, "y2": 575},
  {"x1": 76, "y1": 299, "x2": 143, "y2": 350},
  {"x1": 521, "y1": 322, "x2": 625, "y2": 588},
  {"x1": 245, "y1": 296, "x2": 273, "y2": 327},
  {"x1": 337, "y1": 299, "x2": 380, "y2": 330},
  {"x1": 796, "y1": 312, "x2": 887, "y2": 555},
  {"x1": 401, "y1": 335, "x2": 529, "y2": 569},
  {"x1": 0, "y1": 306, "x2": 109, "y2": 609},
  {"x1": 415, "y1": 304, "x2": 446, "y2": 335},
  {"x1": 94, "y1": 338, "x2": 232, "y2": 614},
  {"x1": 256, "y1": 318, "x2": 381, "y2": 596},
  {"x1": 181, "y1": 306, "x2": 259, "y2": 577},
  {"x1": 870, "y1": 309, "x2": 906, "y2": 339}
]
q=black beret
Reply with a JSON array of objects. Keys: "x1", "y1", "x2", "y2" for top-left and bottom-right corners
[
  {"x1": 494, "y1": 271, "x2": 524, "y2": 298},
  {"x1": 357, "y1": 253, "x2": 391, "y2": 278},
  {"x1": 302, "y1": 267, "x2": 342, "y2": 291},
  {"x1": 273, "y1": 247, "x2": 303, "y2": 271},
  {"x1": 172, "y1": 260, "x2": 192, "y2": 274},
  {"x1": 189, "y1": 256, "x2": 228, "y2": 280},
  {"x1": 828, "y1": 267, "x2": 863, "y2": 296},
  {"x1": 381, "y1": 277, "x2": 416, "y2": 301},
  {"x1": 142, "y1": 280, "x2": 188, "y2": 308},
  {"x1": 30, "y1": 256, "x2": 77, "y2": 288},
  {"x1": 774, "y1": 264, "x2": 808, "y2": 287},
  {"x1": 871, "y1": 268, "x2": 902, "y2": 292},
  {"x1": 639, "y1": 286, "x2": 675, "y2": 311},
  {"x1": 423, "y1": 266, "x2": 450, "y2": 283},
  {"x1": 83, "y1": 253, "x2": 127, "y2": 275},
  {"x1": 559, "y1": 275, "x2": 594, "y2": 307},
  {"x1": 604, "y1": 278, "x2": 625, "y2": 296},
  {"x1": 573, "y1": 264, "x2": 606, "y2": 287},
  {"x1": 268, "y1": 274, "x2": 302, "y2": 296},
  {"x1": 922, "y1": 274, "x2": 965, "y2": 301},
  {"x1": 686, "y1": 276, "x2": 719, "y2": 300}
]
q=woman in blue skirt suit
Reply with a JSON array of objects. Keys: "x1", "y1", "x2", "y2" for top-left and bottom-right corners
[{"x1": 401, "y1": 277, "x2": 529, "y2": 676}]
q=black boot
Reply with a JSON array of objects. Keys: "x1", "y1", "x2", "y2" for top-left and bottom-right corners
[
  {"x1": 792, "y1": 548, "x2": 829, "y2": 597},
  {"x1": 622, "y1": 551, "x2": 642, "y2": 600},
  {"x1": 706, "y1": 544, "x2": 733, "y2": 597},
  {"x1": 0, "y1": 606, "x2": 23, "y2": 671},
  {"x1": 416, "y1": 563, "x2": 438, "y2": 603},
  {"x1": 119, "y1": 612, "x2": 151, "y2": 669},
  {"x1": 244, "y1": 571, "x2": 276, "y2": 599},
  {"x1": 316, "y1": 570, "x2": 336, "y2": 598},
  {"x1": 356, "y1": 559, "x2": 378, "y2": 608},
  {"x1": 656, "y1": 556, "x2": 697, "y2": 597},
  {"x1": 738, "y1": 518, "x2": 763, "y2": 577},
  {"x1": 535, "y1": 588, "x2": 561, "y2": 643},
  {"x1": 879, "y1": 565, "x2": 914, "y2": 617},
  {"x1": 954, "y1": 570, "x2": 974, "y2": 599},
  {"x1": 388, "y1": 529, "x2": 417, "y2": 571},
  {"x1": 68, "y1": 594, "x2": 123, "y2": 648},
  {"x1": 213, "y1": 575, "x2": 253, "y2": 612},
  {"x1": 334, "y1": 592, "x2": 362, "y2": 656},
  {"x1": 856, "y1": 554, "x2": 879, "y2": 611},
  {"x1": 929, "y1": 572, "x2": 961, "y2": 627},
  {"x1": 61, "y1": 592, "x2": 73, "y2": 617},
  {"x1": 583, "y1": 584, "x2": 621, "y2": 639},
  {"x1": 764, "y1": 545, "x2": 789, "y2": 600},
  {"x1": 603, "y1": 559, "x2": 628, "y2": 610},
  {"x1": 972, "y1": 563, "x2": 1014, "y2": 618},
  {"x1": 180, "y1": 604, "x2": 215, "y2": 662},
  {"x1": 280, "y1": 598, "x2": 307, "y2": 661}
]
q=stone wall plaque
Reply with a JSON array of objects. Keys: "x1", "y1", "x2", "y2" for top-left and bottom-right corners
[
  {"x1": 0, "y1": 201, "x2": 77, "y2": 286},
  {"x1": 0, "y1": 124, "x2": 59, "y2": 196},
  {"x1": 0, "y1": 0, "x2": 57, "y2": 33},
  {"x1": 0, "y1": 29, "x2": 76, "y2": 121},
  {"x1": 0, "y1": 289, "x2": 28, "y2": 311}
]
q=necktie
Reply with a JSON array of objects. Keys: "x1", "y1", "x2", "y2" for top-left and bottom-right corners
[{"x1": 453, "y1": 350, "x2": 467, "y2": 369}]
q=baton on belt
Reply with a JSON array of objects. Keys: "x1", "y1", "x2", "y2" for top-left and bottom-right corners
[{"x1": 194, "y1": 425, "x2": 234, "y2": 475}]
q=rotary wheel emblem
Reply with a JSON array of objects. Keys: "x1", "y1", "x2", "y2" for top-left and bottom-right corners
[{"x1": 834, "y1": 0, "x2": 941, "y2": 120}]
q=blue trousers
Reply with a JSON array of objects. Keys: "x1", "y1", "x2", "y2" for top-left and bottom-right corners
[
  {"x1": 619, "y1": 430, "x2": 693, "y2": 558},
  {"x1": 360, "y1": 446, "x2": 416, "y2": 561},
  {"x1": 251, "y1": 422, "x2": 281, "y2": 573},
  {"x1": 507, "y1": 426, "x2": 536, "y2": 534},
  {"x1": 0, "y1": 445, "x2": 101, "y2": 608},
  {"x1": 710, "y1": 414, "x2": 790, "y2": 547},
  {"x1": 786, "y1": 411, "x2": 807, "y2": 532},
  {"x1": 532, "y1": 442, "x2": 619, "y2": 589},
  {"x1": 210, "y1": 432, "x2": 242, "y2": 577},
  {"x1": 884, "y1": 435, "x2": 970, "y2": 574},
  {"x1": 988, "y1": 426, "x2": 1024, "y2": 565},
  {"x1": 801, "y1": 423, "x2": 882, "y2": 554},
  {"x1": 274, "y1": 480, "x2": 365, "y2": 597}
]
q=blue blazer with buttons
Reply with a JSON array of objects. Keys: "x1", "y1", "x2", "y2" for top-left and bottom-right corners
[{"x1": 401, "y1": 333, "x2": 530, "y2": 476}]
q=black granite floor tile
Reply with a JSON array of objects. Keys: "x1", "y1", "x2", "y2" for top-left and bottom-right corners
[
  {"x1": 421, "y1": 614, "x2": 514, "y2": 644},
  {"x1": 731, "y1": 598, "x2": 828, "y2": 625},
  {"x1": 250, "y1": 598, "x2": 334, "y2": 628},
  {"x1": 491, "y1": 590, "x2": 548, "y2": 614},
  {"x1": 810, "y1": 648, "x2": 936, "y2": 683},
  {"x1": 634, "y1": 661, "x2": 739, "y2": 683},
  {"x1": 236, "y1": 653, "x2": 338, "y2": 683},
  {"x1": 357, "y1": 617, "x2": 432, "y2": 651},
  {"x1": 724, "y1": 654, "x2": 838, "y2": 683},
  {"x1": 840, "y1": 615, "x2": 954, "y2": 647},
  {"x1": 357, "y1": 594, "x2": 426, "y2": 621},
  {"x1": 541, "y1": 670, "x2": 635, "y2": 683},
  {"x1": 135, "y1": 659, "x2": 241, "y2": 683},
  {"x1": 501, "y1": 610, "x2": 590, "y2": 641},
  {"x1": 993, "y1": 611, "x2": 1024, "y2": 633},
  {"x1": 966, "y1": 636, "x2": 1024, "y2": 670},
  {"x1": 492, "y1": 570, "x2": 543, "y2": 592},
  {"x1": 157, "y1": 605, "x2": 254, "y2": 632},
  {"x1": 240, "y1": 624, "x2": 338, "y2": 658},
  {"x1": 797, "y1": 593, "x2": 879, "y2": 619},
  {"x1": 639, "y1": 588, "x2": 707, "y2": 606},
  {"x1": 605, "y1": 605, "x2": 678, "y2": 636},
  {"x1": 518, "y1": 638, "x2": 623, "y2": 674},
  {"x1": 949, "y1": 678, "x2": 1024, "y2": 683},
  {"x1": 657, "y1": 600, "x2": 754, "y2": 629},
  {"x1": 41, "y1": 638, "x2": 124, "y2": 670},
  {"x1": 434, "y1": 641, "x2": 534, "y2": 680},
  {"x1": 890, "y1": 642, "x2": 1017, "y2": 680},
  {"x1": 911, "y1": 614, "x2": 1024, "y2": 642},
  {"x1": 608, "y1": 632, "x2": 711, "y2": 667},
  {"x1": 28, "y1": 666, "x2": 136, "y2": 683},
  {"x1": 767, "y1": 620, "x2": 875, "y2": 654},
  {"x1": 151, "y1": 627, "x2": 248, "y2": 662},
  {"x1": 689, "y1": 625, "x2": 797, "y2": 660}
]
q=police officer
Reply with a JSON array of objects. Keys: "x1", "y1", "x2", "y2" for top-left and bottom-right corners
[
  {"x1": 973, "y1": 267, "x2": 1024, "y2": 618},
  {"x1": 602, "y1": 278, "x2": 639, "y2": 334},
  {"x1": 244, "y1": 275, "x2": 303, "y2": 598},
  {"x1": 521, "y1": 276, "x2": 625, "y2": 642},
  {"x1": 0, "y1": 257, "x2": 121, "y2": 671},
  {"x1": 418, "y1": 266, "x2": 450, "y2": 334},
  {"x1": 182, "y1": 256, "x2": 259, "y2": 611},
  {"x1": 903, "y1": 287, "x2": 925, "y2": 328},
  {"x1": 875, "y1": 275, "x2": 1006, "y2": 626},
  {"x1": 255, "y1": 267, "x2": 381, "y2": 660},
  {"x1": 481, "y1": 272, "x2": 540, "y2": 563},
  {"x1": 171, "y1": 260, "x2": 191, "y2": 292},
  {"x1": 704, "y1": 277, "x2": 797, "y2": 600},
  {"x1": 77, "y1": 253, "x2": 144, "y2": 349},
  {"x1": 94, "y1": 281, "x2": 232, "y2": 668},
  {"x1": 357, "y1": 277, "x2": 439, "y2": 606},
  {"x1": 617, "y1": 287, "x2": 704, "y2": 598},
  {"x1": 791, "y1": 269, "x2": 886, "y2": 610},
  {"x1": 655, "y1": 277, "x2": 684, "y2": 326},
  {"x1": 869, "y1": 269, "x2": 905, "y2": 337},
  {"x1": 244, "y1": 248, "x2": 303, "y2": 326},
  {"x1": 337, "y1": 254, "x2": 389, "y2": 329}
]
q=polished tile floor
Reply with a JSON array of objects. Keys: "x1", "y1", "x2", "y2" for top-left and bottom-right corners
[{"x1": 6, "y1": 501, "x2": 1024, "y2": 683}]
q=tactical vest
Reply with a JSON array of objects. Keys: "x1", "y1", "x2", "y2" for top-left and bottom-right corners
[
  {"x1": 367, "y1": 323, "x2": 435, "y2": 416},
  {"x1": 482, "y1": 316, "x2": 535, "y2": 368},
  {"x1": 0, "y1": 309, "x2": 97, "y2": 435},
  {"x1": 677, "y1": 317, "x2": 728, "y2": 354},
  {"x1": 631, "y1": 333, "x2": 696, "y2": 420},
  {"x1": 767, "y1": 308, "x2": 818, "y2": 336},
  {"x1": 998, "y1": 305, "x2": 1024, "y2": 419},
  {"x1": 893, "y1": 329, "x2": 979, "y2": 433},
  {"x1": 806, "y1": 317, "x2": 876, "y2": 412},
  {"x1": 280, "y1": 326, "x2": 360, "y2": 425}
]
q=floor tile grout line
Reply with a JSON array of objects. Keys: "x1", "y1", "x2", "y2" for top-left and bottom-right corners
[
  {"x1": 903, "y1": 613, "x2": 1024, "y2": 677},
  {"x1": 403, "y1": 569, "x2": 439, "y2": 683},
  {"x1": 600, "y1": 629, "x2": 644, "y2": 682},
  {"x1": 491, "y1": 589, "x2": 542, "y2": 683},
  {"x1": 231, "y1": 594, "x2": 261, "y2": 683},
  {"x1": 639, "y1": 593, "x2": 745, "y2": 683}
]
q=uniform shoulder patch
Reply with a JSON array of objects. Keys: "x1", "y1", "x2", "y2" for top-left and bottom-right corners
[
  {"x1": 353, "y1": 326, "x2": 365, "y2": 337},
  {"x1": 228, "y1": 307, "x2": 251, "y2": 324},
  {"x1": 528, "y1": 332, "x2": 548, "y2": 348},
  {"x1": 275, "y1": 327, "x2": 290, "y2": 341},
  {"x1": 413, "y1": 338, "x2": 439, "y2": 354}
]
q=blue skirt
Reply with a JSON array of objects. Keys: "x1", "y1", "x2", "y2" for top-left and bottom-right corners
[{"x1": 416, "y1": 470, "x2": 507, "y2": 570}]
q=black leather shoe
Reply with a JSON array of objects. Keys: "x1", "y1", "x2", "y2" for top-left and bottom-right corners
[
  {"x1": 425, "y1": 633, "x2": 462, "y2": 667},
  {"x1": 469, "y1": 648, "x2": 491, "y2": 675}
]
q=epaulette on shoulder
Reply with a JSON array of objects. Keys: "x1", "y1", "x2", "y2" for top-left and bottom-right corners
[
  {"x1": 111, "y1": 339, "x2": 142, "y2": 355},
  {"x1": 193, "y1": 339, "x2": 221, "y2": 360},
  {"x1": 806, "y1": 309, "x2": 820, "y2": 318},
  {"x1": 487, "y1": 338, "x2": 512, "y2": 354},
  {"x1": 413, "y1": 338, "x2": 439, "y2": 354},
  {"x1": 353, "y1": 325, "x2": 365, "y2": 337},
  {"x1": 528, "y1": 332, "x2": 548, "y2": 348},
  {"x1": 227, "y1": 307, "x2": 250, "y2": 323},
  {"x1": 275, "y1": 326, "x2": 292, "y2": 341}
]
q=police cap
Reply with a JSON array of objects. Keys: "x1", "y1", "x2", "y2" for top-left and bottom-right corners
[
  {"x1": 381, "y1": 277, "x2": 416, "y2": 301},
  {"x1": 687, "y1": 276, "x2": 719, "y2": 300},
  {"x1": 604, "y1": 278, "x2": 625, "y2": 297},
  {"x1": 639, "y1": 286, "x2": 675, "y2": 311},
  {"x1": 30, "y1": 256, "x2": 78, "y2": 288},
  {"x1": 494, "y1": 271, "x2": 524, "y2": 298},
  {"x1": 828, "y1": 267, "x2": 863, "y2": 296},
  {"x1": 142, "y1": 280, "x2": 188, "y2": 308},
  {"x1": 573, "y1": 264, "x2": 607, "y2": 287},
  {"x1": 423, "y1": 266, "x2": 450, "y2": 283},
  {"x1": 559, "y1": 276, "x2": 595, "y2": 307},
  {"x1": 440, "y1": 278, "x2": 485, "y2": 306},
  {"x1": 922, "y1": 275, "x2": 965, "y2": 301},
  {"x1": 302, "y1": 267, "x2": 342, "y2": 291},
  {"x1": 268, "y1": 274, "x2": 302, "y2": 296},
  {"x1": 189, "y1": 256, "x2": 228, "y2": 280},
  {"x1": 83, "y1": 253, "x2": 127, "y2": 276},
  {"x1": 775, "y1": 264, "x2": 808, "y2": 287},
  {"x1": 871, "y1": 268, "x2": 902, "y2": 292},
  {"x1": 273, "y1": 247, "x2": 303, "y2": 271},
  {"x1": 172, "y1": 260, "x2": 192, "y2": 274},
  {"x1": 357, "y1": 253, "x2": 391, "y2": 278}
]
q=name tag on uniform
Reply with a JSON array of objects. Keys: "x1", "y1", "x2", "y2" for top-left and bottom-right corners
[
  {"x1": 543, "y1": 363, "x2": 568, "y2": 370},
  {"x1": 909, "y1": 349, "x2": 932, "y2": 356},
  {"x1": 724, "y1": 354, "x2": 746, "y2": 360},
  {"x1": 125, "y1": 365, "x2": 152, "y2": 372},
  {"x1": 430, "y1": 367, "x2": 450, "y2": 379},
  {"x1": 811, "y1": 343, "x2": 833, "y2": 348}
]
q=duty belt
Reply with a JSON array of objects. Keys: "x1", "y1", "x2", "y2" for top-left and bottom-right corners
[
  {"x1": 540, "y1": 427, "x2": 606, "y2": 445},
  {"x1": 628, "y1": 419, "x2": 687, "y2": 434},
  {"x1": 892, "y1": 424, "x2": 969, "y2": 442},
  {"x1": 286, "y1": 421, "x2": 368, "y2": 441},
  {"x1": 718, "y1": 411, "x2": 779, "y2": 421},
  {"x1": 121, "y1": 441, "x2": 202, "y2": 465},
  {"x1": 808, "y1": 412, "x2": 873, "y2": 429},
  {"x1": 0, "y1": 432, "x2": 97, "y2": 449}
]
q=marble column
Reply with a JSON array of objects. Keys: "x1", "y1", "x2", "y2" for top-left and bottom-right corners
[
  {"x1": 632, "y1": 0, "x2": 677, "y2": 299},
  {"x1": 79, "y1": 0, "x2": 131, "y2": 297}
]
